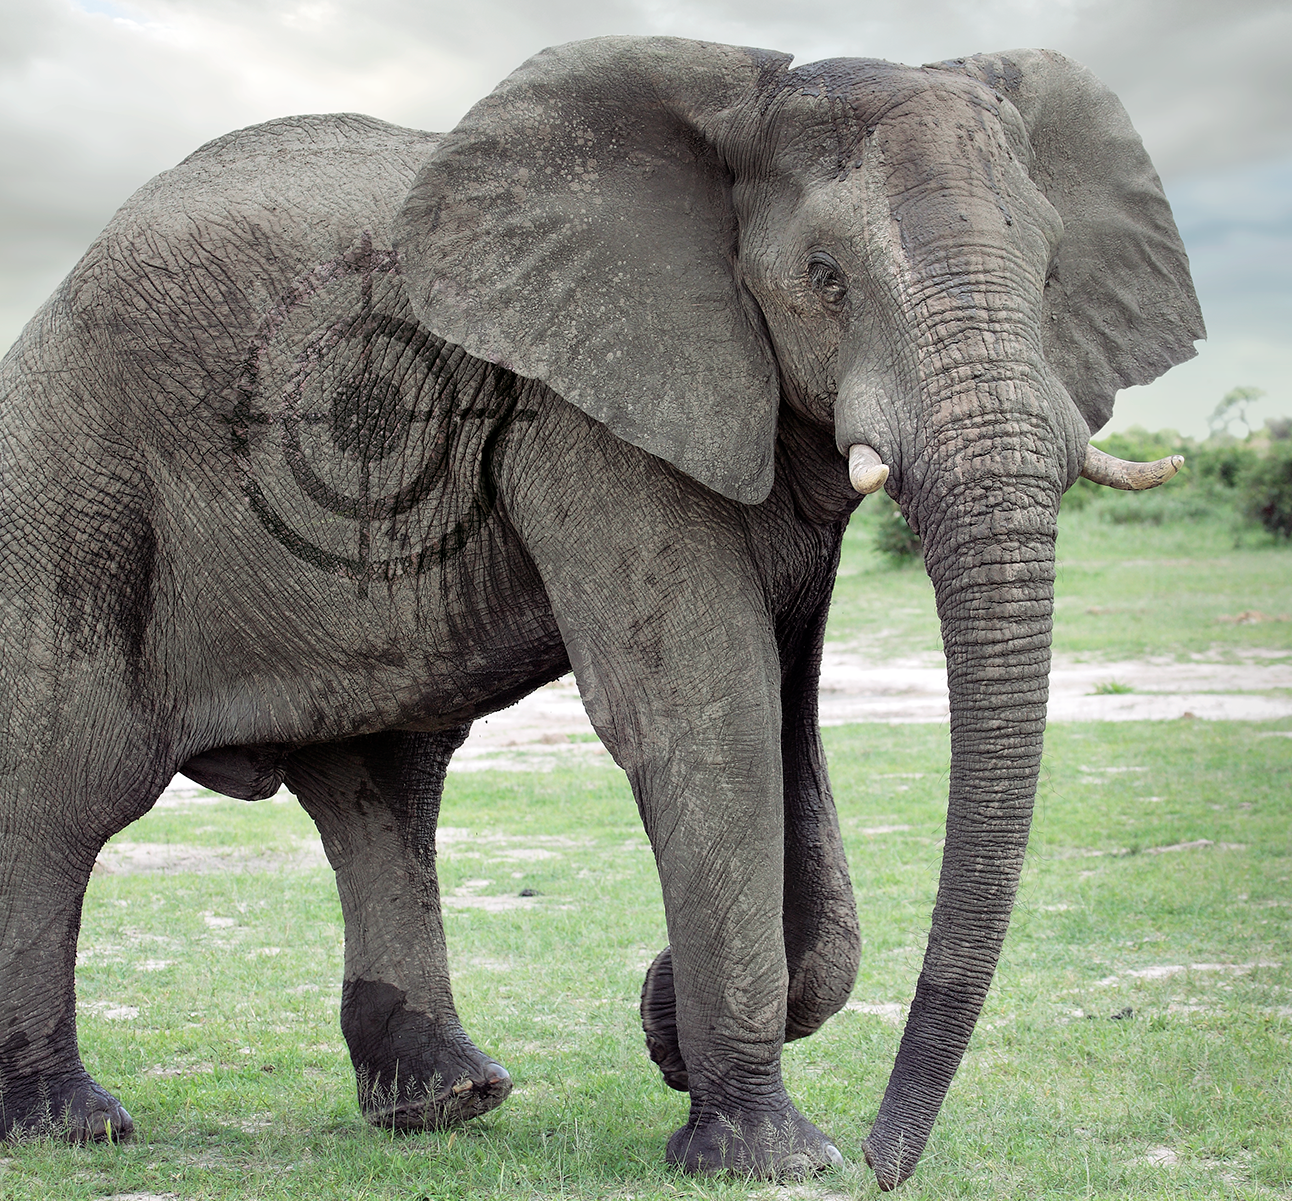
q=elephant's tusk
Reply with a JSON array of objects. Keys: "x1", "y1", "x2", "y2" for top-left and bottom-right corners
[
  {"x1": 1080, "y1": 445, "x2": 1185, "y2": 491},
  {"x1": 848, "y1": 444, "x2": 890, "y2": 495}
]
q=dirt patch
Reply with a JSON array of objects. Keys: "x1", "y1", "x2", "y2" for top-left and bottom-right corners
[
  {"x1": 143, "y1": 1063, "x2": 215, "y2": 1078},
  {"x1": 79, "y1": 1000, "x2": 139, "y2": 1021},
  {"x1": 844, "y1": 1001, "x2": 904, "y2": 1024},
  {"x1": 91, "y1": 1194, "x2": 181, "y2": 1201},
  {"x1": 1123, "y1": 961, "x2": 1281, "y2": 980},
  {"x1": 147, "y1": 650, "x2": 1292, "y2": 798},
  {"x1": 444, "y1": 877, "x2": 541, "y2": 912},
  {"x1": 1134, "y1": 1146, "x2": 1180, "y2": 1167},
  {"x1": 94, "y1": 840, "x2": 327, "y2": 876},
  {"x1": 1056, "y1": 840, "x2": 1247, "y2": 860}
]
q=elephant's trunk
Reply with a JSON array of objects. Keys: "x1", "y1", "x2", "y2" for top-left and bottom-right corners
[{"x1": 862, "y1": 420, "x2": 1061, "y2": 1190}]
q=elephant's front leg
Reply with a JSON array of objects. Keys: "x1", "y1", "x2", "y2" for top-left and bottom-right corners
[
  {"x1": 643, "y1": 717, "x2": 842, "y2": 1179},
  {"x1": 512, "y1": 488, "x2": 840, "y2": 1175},
  {"x1": 285, "y1": 727, "x2": 511, "y2": 1129},
  {"x1": 613, "y1": 651, "x2": 844, "y2": 1176},
  {"x1": 780, "y1": 588, "x2": 862, "y2": 1040},
  {"x1": 642, "y1": 585, "x2": 861, "y2": 1087}
]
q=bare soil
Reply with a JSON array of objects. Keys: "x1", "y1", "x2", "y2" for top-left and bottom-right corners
[{"x1": 150, "y1": 648, "x2": 1292, "y2": 791}]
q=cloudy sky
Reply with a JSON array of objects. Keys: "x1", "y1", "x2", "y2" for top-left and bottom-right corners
[{"x1": 3, "y1": 0, "x2": 1288, "y2": 437}]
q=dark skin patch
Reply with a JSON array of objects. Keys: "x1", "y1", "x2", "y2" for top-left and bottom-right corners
[
  {"x1": 0, "y1": 1013, "x2": 134, "y2": 1143},
  {"x1": 340, "y1": 977, "x2": 511, "y2": 1129},
  {"x1": 53, "y1": 492, "x2": 157, "y2": 674}
]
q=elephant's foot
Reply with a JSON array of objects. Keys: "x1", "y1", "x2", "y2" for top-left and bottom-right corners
[
  {"x1": 360, "y1": 1057, "x2": 513, "y2": 1131},
  {"x1": 1, "y1": 1069, "x2": 134, "y2": 1144},
  {"x1": 666, "y1": 1097, "x2": 843, "y2": 1179},
  {"x1": 344, "y1": 979, "x2": 512, "y2": 1130},
  {"x1": 640, "y1": 946, "x2": 688, "y2": 1090}
]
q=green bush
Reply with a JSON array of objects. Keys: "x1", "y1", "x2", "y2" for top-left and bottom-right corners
[
  {"x1": 1064, "y1": 424, "x2": 1258, "y2": 526},
  {"x1": 873, "y1": 498, "x2": 922, "y2": 564},
  {"x1": 1242, "y1": 441, "x2": 1292, "y2": 539},
  {"x1": 1092, "y1": 426, "x2": 1190, "y2": 464},
  {"x1": 1189, "y1": 440, "x2": 1259, "y2": 489}
]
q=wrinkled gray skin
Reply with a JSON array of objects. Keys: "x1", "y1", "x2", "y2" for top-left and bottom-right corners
[{"x1": 0, "y1": 37, "x2": 1201, "y2": 1188}]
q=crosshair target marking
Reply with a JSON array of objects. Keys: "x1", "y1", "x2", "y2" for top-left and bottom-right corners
[{"x1": 231, "y1": 234, "x2": 532, "y2": 587}]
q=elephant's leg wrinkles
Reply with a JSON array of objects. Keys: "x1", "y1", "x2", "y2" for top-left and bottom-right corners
[
  {"x1": 503, "y1": 418, "x2": 841, "y2": 1177},
  {"x1": 286, "y1": 728, "x2": 511, "y2": 1129},
  {"x1": 0, "y1": 737, "x2": 167, "y2": 1142},
  {"x1": 779, "y1": 581, "x2": 861, "y2": 1041},
  {"x1": 640, "y1": 577, "x2": 860, "y2": 1092},
  {"x1": 0, "y1": 833, "x2": 134, "y2": 1143}
]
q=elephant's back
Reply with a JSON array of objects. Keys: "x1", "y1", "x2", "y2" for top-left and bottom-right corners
[
  {"x1": 5, "y1": 114, "x2": 444, "y2": 456},
  {"x1": 139, "y1": 113, "x2": 443, "y2": 267},
  {"x1": 74, "y1": 114, "x2": 442, "y2": 349}
]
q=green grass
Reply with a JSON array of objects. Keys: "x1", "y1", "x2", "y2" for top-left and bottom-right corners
[
  {"x1": 4, "y1": 719, "x2": 1288, "y2": 1200},
  {"x1": 5, "y1": 505, "x2": 1292, "y2": 1198},
  {"x1": 830, "y1": 491, "x2": 1292, "y2": 660}
]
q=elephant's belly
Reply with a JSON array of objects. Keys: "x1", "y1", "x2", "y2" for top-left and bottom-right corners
[
  {"x1": 176, "y1": 644, "x2": 571, "y2": 801},
  {"x1": 168, "y1": 538, "x2": 570, "y2": 762}
]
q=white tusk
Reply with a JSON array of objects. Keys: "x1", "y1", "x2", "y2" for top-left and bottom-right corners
[
  {"x1": 848, "y1": 443, "x2": 890, "y2": 495},
  {"x1": 1081, "y1": 445, "x2": 1184, "y2": 491}
]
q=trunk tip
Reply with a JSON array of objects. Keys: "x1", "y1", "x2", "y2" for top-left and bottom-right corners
[{"x1": 863, "y1": 1134, "x2": 917, "y2": 1191}]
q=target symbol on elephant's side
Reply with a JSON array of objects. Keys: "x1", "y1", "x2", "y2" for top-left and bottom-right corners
[{"x1": 231, "y1": 234, "x2": 527, "y2": 590}]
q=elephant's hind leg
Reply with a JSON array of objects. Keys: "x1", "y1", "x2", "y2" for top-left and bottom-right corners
[
  {"x1": 0, "y1": 824, "x2": 138, "y2": 1143},
  {"x1": 285, "y1": 728, "x2": 511, "y2": 1130},
  {"x1": 0, "y1": 747, "x2": 168, "y2": 1143}
]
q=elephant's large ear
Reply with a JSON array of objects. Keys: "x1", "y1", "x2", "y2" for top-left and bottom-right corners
[
  {"x1": 933, "y1": 50, "x2": 1205, "y2": 433},
  {"x1": 394, "y1": 36, "x2": 791, "y2": 503}
]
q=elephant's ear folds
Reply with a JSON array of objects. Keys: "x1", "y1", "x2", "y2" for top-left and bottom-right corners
[
  {"x1": 394, "y1": 37, "x2": 791, "y2": 503},
  {"x1": 935, "y1": 50, "x2": 1205, "y2": 434}
]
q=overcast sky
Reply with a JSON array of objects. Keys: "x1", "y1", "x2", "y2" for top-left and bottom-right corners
[{"x1": 3, "y1": 0, "x2": 1288, "y2": 437}]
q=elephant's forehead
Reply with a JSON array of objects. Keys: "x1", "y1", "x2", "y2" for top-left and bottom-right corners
[{"x1": 769, "y1": 62, "x2": 1011, "y2": 176}]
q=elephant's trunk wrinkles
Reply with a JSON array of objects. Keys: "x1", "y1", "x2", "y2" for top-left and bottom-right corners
[{"x1": 862, "y1": 458, "x2": 1058, "y2": 1191}]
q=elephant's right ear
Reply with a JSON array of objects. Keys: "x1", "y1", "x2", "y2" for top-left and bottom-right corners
[
  {"x1": 394, "y1": 36, "x2": 791, "y2": 504},
  {"x1": 933, "y1": 49, "x2": 1205, "y2": 434}
]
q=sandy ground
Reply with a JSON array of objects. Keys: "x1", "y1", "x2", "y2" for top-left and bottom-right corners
[
  {"x1": 152, "y1": 648, "x2": 1292, "y2": 795},
  {"x1": 444, "y1": 648, "x2": 1292, "y2": 770}
]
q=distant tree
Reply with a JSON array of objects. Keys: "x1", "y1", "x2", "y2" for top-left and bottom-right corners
[{"x1": 1208, "y1": 385, "x2": 1266, "y2": 439}]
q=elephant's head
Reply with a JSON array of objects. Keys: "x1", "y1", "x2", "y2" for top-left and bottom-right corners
[{"x1": 394, "y1": 37, "x2": 1203, "y2": 1188}]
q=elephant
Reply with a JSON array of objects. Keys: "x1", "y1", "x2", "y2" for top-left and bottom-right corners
[{"x1": 0, "y1": 35, "x2": 1201, "y2": 1189}]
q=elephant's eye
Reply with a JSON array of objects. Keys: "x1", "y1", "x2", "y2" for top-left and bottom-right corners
[{"x1": 807, "y1": 253, "x2": 847, "y2": 308}]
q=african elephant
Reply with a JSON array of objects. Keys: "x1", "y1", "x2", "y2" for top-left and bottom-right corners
[{"x1": 0, "y1": 36, "x2": 1200, "y2": 1188}]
